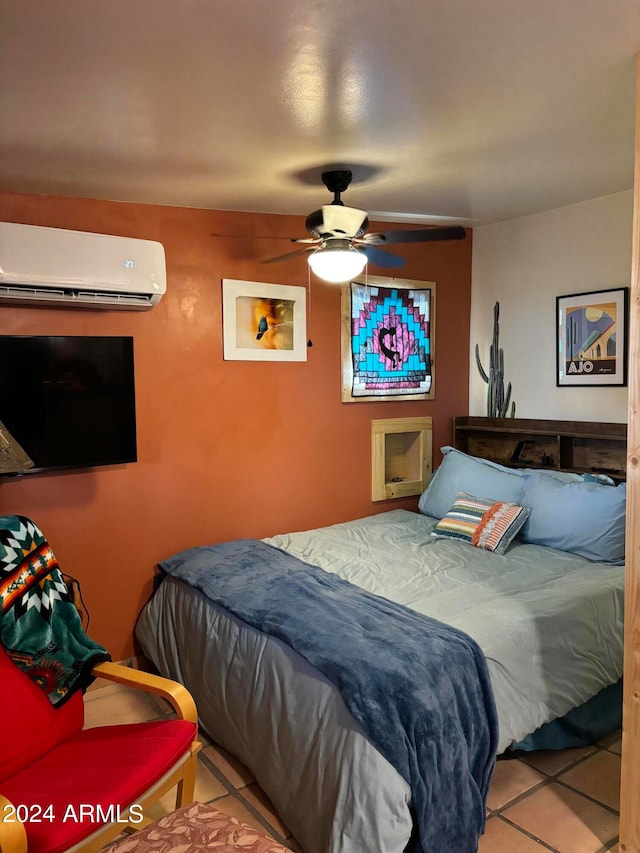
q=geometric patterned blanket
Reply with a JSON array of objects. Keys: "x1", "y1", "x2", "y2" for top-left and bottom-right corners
[{"x1": 0, "y1": 515, "x2": 110, "y2": 707}]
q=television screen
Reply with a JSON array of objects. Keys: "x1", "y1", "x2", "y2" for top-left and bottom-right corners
[{"x1": 0, "y1": 335, "x2": 137, "y2": 474}]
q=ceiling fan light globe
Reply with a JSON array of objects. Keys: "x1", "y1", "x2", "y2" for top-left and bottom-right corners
[{"x1": 308, "y1": 247, "x2": 367, "y2": 283}]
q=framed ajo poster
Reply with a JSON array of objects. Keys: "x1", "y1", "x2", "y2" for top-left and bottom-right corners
[{"x1": 556, "y1": 288, "x2": 628, "y2": 386}]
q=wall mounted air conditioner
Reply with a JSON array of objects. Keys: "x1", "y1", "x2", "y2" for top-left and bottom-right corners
[{"x1": 0, "y1": 222, "x2": 166, "y2": 310}]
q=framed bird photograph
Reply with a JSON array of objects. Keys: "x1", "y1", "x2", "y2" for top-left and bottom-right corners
[
  {"x1": 341, "y1": 275, "x2": 436, "y2": 402},
  {"x1": 222, "y1": 279, "x2": 307, "y2": 361}
]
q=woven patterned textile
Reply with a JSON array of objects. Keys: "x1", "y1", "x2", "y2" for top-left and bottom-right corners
[
  {"x1": 108, "y1": 802, "x2": 293, "y2": 853},
  {"x1": 431, "y1": 491, "x2": 530, "y2": 555},
  {"x1": 0, "y1": 514, "x2": 109, "y2": 705}
]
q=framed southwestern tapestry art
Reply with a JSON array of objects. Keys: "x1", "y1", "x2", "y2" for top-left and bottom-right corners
[
  {"x1": 341, "y1": 276, "x2": 436, "y2": 402},
  {"x1": 556, "y1": 288, "x2": 628, "y2": 387},
  {"x1": 222, "y1": 279, "x2": 307, "y2": 362}
]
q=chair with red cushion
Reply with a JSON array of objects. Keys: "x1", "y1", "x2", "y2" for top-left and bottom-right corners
[{"x1": 0, "y1": 645, "x2": 200, "y2": 853}]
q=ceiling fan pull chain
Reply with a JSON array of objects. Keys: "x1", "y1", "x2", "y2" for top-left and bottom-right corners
[{"x1": 307, "y1": 265, "x2": 313, "y2": 347}]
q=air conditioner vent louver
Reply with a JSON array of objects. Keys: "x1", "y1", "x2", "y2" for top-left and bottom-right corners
[{"x1": 0, "y1": 222, "x2": 166, "y2": 311}]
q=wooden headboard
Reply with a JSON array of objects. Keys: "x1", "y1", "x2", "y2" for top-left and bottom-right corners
[{"x1": 453, "y1": 417, "x2": 627, "y2": 482}]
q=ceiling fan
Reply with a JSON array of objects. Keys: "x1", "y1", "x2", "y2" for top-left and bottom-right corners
[{"x1": 260, "y1": 170, "x2": 467, "y2": 282}]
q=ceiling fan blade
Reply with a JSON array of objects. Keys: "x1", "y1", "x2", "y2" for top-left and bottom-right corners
[
  {"x1": 360, "y1": 245, "x2": 406, "y2": 269},
  {"x1": 365, "y1": 225, "x2": 467, "y2": 245},
  {"x1": 210, "y1": 232, "x2": 299, "y2": 241},
  {"x1": 261, "y1": 246, "x2": 316, "y2": 264}
]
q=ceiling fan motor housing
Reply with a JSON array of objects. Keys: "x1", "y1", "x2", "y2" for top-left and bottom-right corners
[{"x1": 305, "y1": 206, "x2": 370, "y2": 240}]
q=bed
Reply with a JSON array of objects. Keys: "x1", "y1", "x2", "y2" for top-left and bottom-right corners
[{"x1": 135, "y1": 431, "x2": 626, "y2": 853}]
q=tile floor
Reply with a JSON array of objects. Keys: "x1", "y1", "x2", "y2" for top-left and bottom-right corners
[{"x1": 86, "y1": 678, "x2": 621, "y2": 853}]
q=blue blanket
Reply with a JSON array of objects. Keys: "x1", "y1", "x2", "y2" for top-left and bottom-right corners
[{"x1": 159, "y1": 538, "x2": 498, "y2": 853}]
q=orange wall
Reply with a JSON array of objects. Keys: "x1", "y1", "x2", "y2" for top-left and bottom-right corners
[{"x1": 0, "y1": 191, "x2": 472, "y2": 659}]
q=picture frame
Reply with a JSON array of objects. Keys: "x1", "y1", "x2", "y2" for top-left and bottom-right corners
[
  {"x1": 341, "y1": 275, "x2": 436, "y2": 402},
  {"x1": 222, "y1": 279, "x2": 307, "y2": 362},
  {"x1": 556, "y1": 287, "x2": 629, "y2": 387}
]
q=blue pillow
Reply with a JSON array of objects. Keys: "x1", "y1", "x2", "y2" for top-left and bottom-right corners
[
  {"x1": 418, "y1": 446, "x2": 525, "y2": 520},
  {"x1": 521, "y1": 468, "x2": 616, "y2": 486},
  {"x1": 520, "y1": 471, "x2": 626, "y2": 564},
  {"x1": 521, "y1": 468, "x2": 583, "y2": 482}
]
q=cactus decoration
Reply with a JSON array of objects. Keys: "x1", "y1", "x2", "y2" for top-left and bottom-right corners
[{"x1": 475, "y1": 301, "x2": 516, "y2": 418}]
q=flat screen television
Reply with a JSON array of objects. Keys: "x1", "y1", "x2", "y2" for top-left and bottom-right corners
[{"x1": 0, "y1": 335, "x2": 137, "y2": 474}]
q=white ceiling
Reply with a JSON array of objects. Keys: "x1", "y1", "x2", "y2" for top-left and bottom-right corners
[{"x1": 1, "y1": 0, "x2": 638, "y2": 227}]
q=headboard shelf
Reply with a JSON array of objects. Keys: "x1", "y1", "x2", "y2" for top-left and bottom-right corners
[{"x1": 453, "y1": 417, "x2": 627, "y2": 481}]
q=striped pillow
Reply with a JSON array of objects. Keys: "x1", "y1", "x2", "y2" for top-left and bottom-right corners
[{"x1": 431, "y1": 491, "x2": 530, "y2": 555}]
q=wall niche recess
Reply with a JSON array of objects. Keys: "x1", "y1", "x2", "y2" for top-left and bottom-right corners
[{"x1": 371, "y1": 416, "x2": 433, "y2": 501}]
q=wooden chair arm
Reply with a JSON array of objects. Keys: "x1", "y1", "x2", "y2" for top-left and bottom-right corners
[
  {"x1": 0, "y1": 794, "x2": 28, "y2": 853},
  {"x1": 91, "y1": 662, "x2": 198, "y2": 724}
]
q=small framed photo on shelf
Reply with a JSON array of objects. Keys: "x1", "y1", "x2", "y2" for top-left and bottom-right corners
[
  {"x1": 222, "y1": 279, "x2": 307, "y2": 362},
  {"x1": 556, "y1": 287, "x2": 629, "y2": 387}
]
